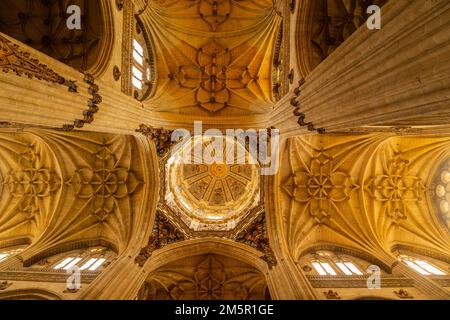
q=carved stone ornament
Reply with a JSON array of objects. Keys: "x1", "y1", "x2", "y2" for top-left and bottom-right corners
[
  {"x1": 0, "y1": 34, "x2": 76, "y2": 91},
  {"x1": 136, "y1": 124, "x2": 175, "y2": 157},
  {"x1": 394, "y1": 289, "x2": 414, "y2": 299},
  {"x1": 302, "y1": 265, "x2": 313, "y2": 272},
  {"x1": 0, "y1": 281, "x2": 12, "y2": 290},
  {"x1": 116, "y1": 0, "x2": 124, "y2": 11},
  {"x1": 235, "y1": 213, "x2": 277, "y2": 269},
  {"x1": 63, "y1": 287, "x2": 80, "y2": 294},
  {"x1": 291, "y1": 80, "x2": 325, "y2": 134},
  {"x1": 113, "y1": 65, "x2": 121, "y2": 81},
  {"x1": 323, "y1": 290, "x2": 340, "y2": 300},
  {"x1": 62, "y1": 74, "x2": 102, "y2": 131},
  {"x1": 135, "y1": 212, "x2": 186, "y2": 267},
  {"x1": 289, "y1": 0, "x2": 296, "y2": 13}
]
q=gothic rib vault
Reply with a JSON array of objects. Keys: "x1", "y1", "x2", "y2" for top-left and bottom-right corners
[
  {"x1": 0, "y1": 0, "x2": 448, "y2": 301},
  {"x1": 141, "y1": 0, "x2": 282, "y2": 116}
]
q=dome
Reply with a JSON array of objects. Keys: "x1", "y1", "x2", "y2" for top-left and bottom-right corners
[{"x1": 165, "y1": 136, "x2": 260, "y2": 232}]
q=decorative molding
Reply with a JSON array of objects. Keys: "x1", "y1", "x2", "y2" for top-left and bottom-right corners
[
  {"x1": 135, "y1": 211, "x2": 186, "y2": 267},
  {"x1": 136, "y1": 124, "x2": 174, "y2": 157},
  {"x1": 0, "y1": 268, "x2": 99, "y2": 284},
  {"x1": 291, "y1": 80, "x2": 325, "y2": 134},
  {"x1": 346, "y1": 126, "x2": 424, "y2": 135},
  {"x1": 272, "y1": 22, "x2": 285, "y2": 101},
  {"x1": 121, "y1": 0, "x2": 134, "y2": 96},
  {"x1": 431, "y1": 277, "x2": 450, "y2": 287},
  {"x1": 307, "y1": 275, "x2": 414, "y2": 288},
  {"x1": 62, "y1": 74, "x2": 102, "y2": 131},
  {"x1": 0, "y1": 34, "x2": 77, "y2": 91}
]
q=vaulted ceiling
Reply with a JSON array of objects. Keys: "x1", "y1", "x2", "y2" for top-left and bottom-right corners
[{"x1": 141, "y1": 0, "x2": 282, "y2": 117}]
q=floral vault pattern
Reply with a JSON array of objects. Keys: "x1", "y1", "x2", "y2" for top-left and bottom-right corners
[
  {"x1": 139, "y1": 254, "x2": 268, "y2": 300},
  {"x1": 1, "y1": 145, "x2": 60, "y2": 219},
  {"x1": 366, "y1": 152, "x2": 425, "y2": 223},
  {"x1": 282, "y1": 149, "x2": 358, "y2": 224},
  {"x1": 67, "y1": 141, "x2": 141, "y2": 222}
]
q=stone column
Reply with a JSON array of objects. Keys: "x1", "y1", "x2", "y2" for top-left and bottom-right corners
[
  {"x1": 264, "y1": 175, "x2": 318, "y2": 300},
  {"x1": 275, "y1": 0, "x2": 450, "y2": 136}
]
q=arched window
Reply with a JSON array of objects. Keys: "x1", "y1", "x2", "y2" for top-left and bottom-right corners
[
  {"x1": 0, "y1": 246, "x2": 25, "y2": 263},
  {"x1": 303, "y1": 251, "x2": 365, "y2": 276},
  {"x1": 32, "y1": 247, "x2": 115, "y2": 272},
  {"x1": 131, "y1": 17, "x2": 155, "y2": 101},
  {"x1": 399, "y1": 255, "x2": 446, "y2": 276}
]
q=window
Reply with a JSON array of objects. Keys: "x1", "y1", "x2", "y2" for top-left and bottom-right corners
[
  {"x1": 308, "y1": 251, "x2": 365, "y2": 276},
  {"x1": 400, "y1": 255, "x2": 446, "y2": 276},
  {"x1": 130, "y1": 17, "x2": 155, "y2": 101},
  {"x1": 0, "y1": 247, "x2": 25, "y2": 262},
  {"x1": 132, "y1": 41, "x2": 145, "y2": 90},
  {"x1": 53, "y1": 256, "x2": 106, "y2": 271},
  {"x1": 43, "y1": 247, "x2": 114, "y2": 271}
]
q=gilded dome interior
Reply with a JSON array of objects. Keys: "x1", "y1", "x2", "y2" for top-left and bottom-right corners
[{"x1": 165, "y1": 136, "x2": 260, "y2": 232}]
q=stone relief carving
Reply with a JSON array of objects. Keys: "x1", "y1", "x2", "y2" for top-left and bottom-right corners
[
  {"x1": 236, "y1": 214, "x2": 277, "y2": 268},
  {"x1": 135, "y1": 211, "x2": 186, "y2": 267},
  {"x1": 136, "y1": 124, "x2": 175, "y2": 157},
  {"x1": 0, "y1": 34, "x2": 75, "y2": 90}
]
